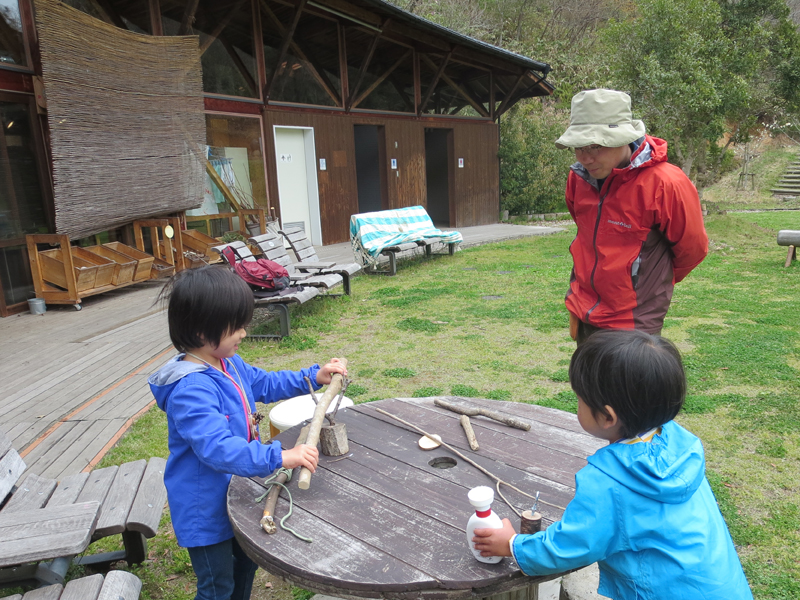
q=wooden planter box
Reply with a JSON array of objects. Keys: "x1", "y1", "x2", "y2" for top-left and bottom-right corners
[
  {"x1": 181, "y1": 229, "x2": 221, "y2": 262},
  {"x1": 39, "y1": 248, "x2": 100, "y2": 292},
  {"x1": 151, "y1": 258, "x2": 175, "y2": 279},
  {"x1": 84, "y1": 245, "x2": 137, "y2": 285},
  {"x1": 103, "y1": 242, "x2": 155, "y2": 282},
  {"x1": 71, "y1": 247, "x2": 116, "y2": 288}
]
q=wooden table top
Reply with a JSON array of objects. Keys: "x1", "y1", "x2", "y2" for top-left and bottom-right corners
[{"x1": 227, "y1": 397, "x2": 603, "y2": 600}]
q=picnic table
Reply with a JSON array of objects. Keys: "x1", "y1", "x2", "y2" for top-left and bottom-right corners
[{"x1": 227, "y1": 397, "x2": 602, "y2": 600}]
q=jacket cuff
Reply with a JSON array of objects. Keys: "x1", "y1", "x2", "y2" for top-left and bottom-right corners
[{"x1": 310, "y1": 364, "x2": 322, "y2": 389}]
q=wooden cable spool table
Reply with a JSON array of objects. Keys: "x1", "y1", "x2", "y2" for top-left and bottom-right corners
[{"x1": 227, "y1": 397, "x2": 603, "y2": 600}]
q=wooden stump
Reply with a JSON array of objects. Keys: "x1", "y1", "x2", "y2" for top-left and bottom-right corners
[
  {"x1": 520, "y1": 510, "x2": 542, "y2": 534},
  {"x1": 320, "y1": 423, "x2": 349, "y2": 456}
]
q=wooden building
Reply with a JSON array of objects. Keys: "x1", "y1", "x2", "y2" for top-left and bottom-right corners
[{"x1": 0, "y1": 0, "x2": 552, "y2": 316}]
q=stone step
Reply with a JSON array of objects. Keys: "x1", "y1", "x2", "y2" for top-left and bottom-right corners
[{"x1": 771, "y1": 189, "x2": 800, "y2": 195}]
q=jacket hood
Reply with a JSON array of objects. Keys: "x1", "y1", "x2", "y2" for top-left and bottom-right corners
[
  {"x1": 587, "y1": 421, "x2": 706, "y2": 504},
  {"x1": 571, "y1": 134, "x2": 668, "y2": 188},
  {"x1": 149, "y1": 354, "x2": 208, "y2": 410}
]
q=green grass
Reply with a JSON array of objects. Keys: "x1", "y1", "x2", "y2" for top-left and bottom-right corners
[{"x1": 13, "y1": 203, "x2": 800, "y2": 599}]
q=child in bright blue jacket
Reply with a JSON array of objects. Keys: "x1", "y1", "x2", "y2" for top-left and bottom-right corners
[
  {"x1": 149, "y1": 265, "x2": 346, "y2": 600},
  {"x1": 473, "y1": 330, "x2": 753, "y2": 600}
]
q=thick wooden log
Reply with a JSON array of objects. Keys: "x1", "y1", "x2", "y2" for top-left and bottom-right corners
[
  {"x1": 777, "y1": 230, "x2": 800, "y2": 246},
  {"x1": 434, "y1": 398, "x2": 531, "y2": 431},
  {"x1": 520, "y1": 510, "x2": 542, "y2": 534},
  {"x1": 261, "y1": 427, "x2": 309, "y2": 534},
  {"x1": 297, "y1": 359, "x2": 348, "y2": 490},
  {"x1": 320, "y1": 423, "x2": 349, "y2": 456},
  {"x1": 459, "y1": 415, "x2": 479, "y2": 451}
]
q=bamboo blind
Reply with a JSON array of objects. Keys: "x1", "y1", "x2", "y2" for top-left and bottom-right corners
[{"x1": 34, "y1": 0, "x2": 206, "y2": 239}]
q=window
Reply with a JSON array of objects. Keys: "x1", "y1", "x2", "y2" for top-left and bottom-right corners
[{"x1": 0, "y1": 0, "x2": 28, "y2": 67}]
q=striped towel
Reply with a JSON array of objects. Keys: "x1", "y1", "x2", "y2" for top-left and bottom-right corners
[{"x1": 349, "y1": 206, "x2": 463, "y2": 267}]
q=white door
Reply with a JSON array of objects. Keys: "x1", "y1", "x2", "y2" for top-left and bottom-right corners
[{"x1": 273, "y1": 127, "x2": 322, "y2": 245}]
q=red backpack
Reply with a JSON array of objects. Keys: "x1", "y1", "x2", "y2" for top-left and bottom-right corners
[{"x1": 220, "y1": 246, "x2": 291, "y2": 292}]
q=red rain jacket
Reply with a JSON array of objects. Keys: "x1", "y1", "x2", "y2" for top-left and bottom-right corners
[{"x1": 565, "y1": 135, "x2": 708, "y2": 333}]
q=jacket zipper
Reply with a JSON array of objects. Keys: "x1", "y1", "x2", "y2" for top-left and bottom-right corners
[{"x1": 585, "y1": 183, "x2": 608, "y2": 322}]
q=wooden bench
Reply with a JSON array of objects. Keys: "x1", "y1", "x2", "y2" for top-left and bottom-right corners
[
  {"x1": 349, "y1": 206, "x2": 462, "y2": 275},
  {"x1": 0, "y1": 429, "x2": 166, "y2": 590},
  {"x1": 4, "y1": 571, "x2": 142, "y2": 600},
  {"x1": 213, "y1": 241, "x2": 320, "y2": 338},
  {"x1": 778, "y1": 230, "x2": 799, "y2": 267},
  {"x1": 280, "y1": 227, "x2": 361, "y2": 295}
]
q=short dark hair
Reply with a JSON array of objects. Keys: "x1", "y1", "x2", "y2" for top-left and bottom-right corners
[
  {"x1": 158, "y1": 265, "x2": 254, "y2": 352},
  {"x1": 569, "y1": 330, "x2": 686, "y2": 438}
]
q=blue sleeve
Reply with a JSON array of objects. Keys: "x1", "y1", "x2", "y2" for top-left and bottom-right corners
[
  {"x1": 235, "y1": 356, "x2": 322, "y2": 404},
  {"x1": 167, "y1": 379, "x2": 283, "y2": 477},
  {"x1": 512, "y1": 465, "x2": 624, "y2": 576}
]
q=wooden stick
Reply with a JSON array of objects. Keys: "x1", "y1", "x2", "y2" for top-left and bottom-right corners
[
  {"x1": 434, "y1": 398, "x2": 531, "y2": 431},
  {"x1": 460, "y1": 415, "x2": 479, "y2": 451},
  {"x1": 297, "y1": 358, "x2": 348, "y2": 490},
  {"x1": 261, "y1": 426, "x2": 309, "y2": 533},
  {"x1": 372, "y1": 407, "x2": 565, "y2": 511}
]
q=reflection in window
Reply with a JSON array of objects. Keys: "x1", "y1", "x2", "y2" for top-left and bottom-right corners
[
  {"x1": 0, "y1": 0, "x2": 26, "y2": 67},
  {"x1": 348, "y1": 38, "x2": 413, "y2": 113},
  {"x1": 188, "y1": 115, "x2": 267, "y2": 236},
  {"x1": 61, "y1": 0, "x2": 151, "y2": 34},
  {"x1": 161, "y1": 1, "x2": 258, "y2": 99}
]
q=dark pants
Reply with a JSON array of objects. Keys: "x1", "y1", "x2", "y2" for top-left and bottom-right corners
[{"x1": 187, "y1": 537, "x2": 258, "y2": 600}]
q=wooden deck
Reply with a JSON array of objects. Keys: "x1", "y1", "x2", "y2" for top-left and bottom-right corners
[{"x1": 0, "y1": 224, "x2": 563, "y2": 481}]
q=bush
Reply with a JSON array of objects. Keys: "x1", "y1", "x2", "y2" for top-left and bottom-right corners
[{"x1": 499, "y1": 100, "x2": 573, "y2": 215}]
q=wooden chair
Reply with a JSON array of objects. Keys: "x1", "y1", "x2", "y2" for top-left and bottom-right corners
[
  {"x1": 212, "y1": 241, "x2": 320, "y2": 339},
  {"x1": 0, "y1": 429, "x2": 166, "y2": 590},
  {"x1": 4, "y1": 571, "x2": 142, "y2": 600},
  {"x1": 279, "y1": 227, "x2": 361, "y2": 295},
  {"x1": 247, "y1": 231, "x2": 346, "y2": 296}
]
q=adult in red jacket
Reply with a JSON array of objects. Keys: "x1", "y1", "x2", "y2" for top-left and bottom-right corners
[{"x1": 555, "y1": 90, "x2": 708, "y2": 343}]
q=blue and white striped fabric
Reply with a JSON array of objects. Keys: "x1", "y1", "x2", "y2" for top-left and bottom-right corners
[{"x1": 349, "y1": 206, "x2": 463, "y2": 267}]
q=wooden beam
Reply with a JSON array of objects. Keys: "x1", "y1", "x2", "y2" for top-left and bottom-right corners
[
  {"x1": 420, "y1": 54, "x2": 488, "y2": 118},
  {"x1": 347, "y1": 25, "x2": 384, "y2": 111},
  {"x1": 418, "y1": 49, "x2": 452, "y2": 115},
  {"x1": 413, "y1": 50, "x2": 420, "y2": 113},
  {"x1": 178, "y1": 0, "x2": 200, "y2": 35},
  {"x1": 352, "y1": 49, "x2": 410, "y2": 108},
  {"x1": 148, "y1": 0, "x2": 163, "y2": 35},
  {"x1": 307, "y1": 0, "x2": 382, "y2": 28},
  {"x1": 388, "y1": 73, "x2": 414, "y2": 111},
  {"x1": 88, "y1": 0, "x2": 127, "y2": 29},
  {"x1": 221, "y1": 38, "x2": 258, "y2": 95},
  {"x1": 199, "y1": 0, "x2": 249, "y2": 55},
  {"x1": 261, "y1": 0, "x2": 340, "y2": 105},
  {"x1": 337, "y1": 23, "x2": 349, "y2": 107},
  {"x1": 495, "y1": 70, "x2": 526, "y2": 118},
  {"x1": 264, "y1": 0, "x2": 308, "y2": 100},
  {"x1": 253, "y1": 0, "x2": 266, "y2": 98},
  {"x1": 489, "y1": 70, "x2": 495, "y2": 120}
]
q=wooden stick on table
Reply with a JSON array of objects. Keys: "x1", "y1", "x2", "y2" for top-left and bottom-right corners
[
  {"x1": 297, "y1": 358, "x2": 348, "y2": 490},
  {"x1": 434, "y1": 397, "x2": 531, "y2": 431},
  {"x1": 460, "y1": 415, "x2": 479, "y2": 451},
  {"x1": 261, "y1": 426, "x2": 309, "y2": 533}
]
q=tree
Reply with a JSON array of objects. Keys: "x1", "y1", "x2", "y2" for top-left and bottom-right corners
[{"x1": 605, "y1": 0, "x2": 800, "y2": 183}]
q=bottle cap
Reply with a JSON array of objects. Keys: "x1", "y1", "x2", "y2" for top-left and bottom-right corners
[{"x1": 468, "y1": 486, "x2": 495, "y2": 511}]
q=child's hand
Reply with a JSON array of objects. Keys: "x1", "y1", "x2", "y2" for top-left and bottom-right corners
[
  {"x1": 472, "y1": 518, "x2": 516, "y2": 558},
  {"x1": 281, "y1": 444, "x2": 319, "y2": 472},
  {"x1": 316, "y1": 357, "x2": 348, "y2": 385}
]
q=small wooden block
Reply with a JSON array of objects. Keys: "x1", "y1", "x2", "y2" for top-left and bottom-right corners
[
  {"x1": 520, "y1": 510, "x2": 542, "y2": 534},
  {"x1": 320, "y1": 423, "x2": 349, "y2": 456}
]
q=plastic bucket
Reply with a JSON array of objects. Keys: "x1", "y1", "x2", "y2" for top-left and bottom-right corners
[
  {"x1": 269, "y1": 394, "x2": 353, "y2": 432},
  {"x1": 28, "y1": 298, "x2": 46, "y2": 315}
]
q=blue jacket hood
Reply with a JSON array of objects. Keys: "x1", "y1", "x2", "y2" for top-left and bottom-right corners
[
  {"x1": 587, "y1": 420, "x2": 706, "y2": 504},
  {"x1": 148, "y1": 354, "x2": 208, "y2": 411}
]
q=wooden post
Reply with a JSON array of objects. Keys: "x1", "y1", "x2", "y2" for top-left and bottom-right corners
[
  {"x1": 297, "y1": 358, "x2": 348, "y2": 490},
  {"x1": 261, "y1": 427, "x2": 308, "y2": 533}
]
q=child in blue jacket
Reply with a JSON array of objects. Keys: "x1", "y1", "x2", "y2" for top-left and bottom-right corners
[
  {"x1": 149, "y1": 265, "x2": 346, "y2": 600},
  {"x1": 473, "y1": 330, "x2": 753, "y2": 600}
]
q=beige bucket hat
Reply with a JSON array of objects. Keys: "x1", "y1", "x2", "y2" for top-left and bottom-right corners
[{"x1": 555, "y1": 89, "x2": 646, "y2": 149}]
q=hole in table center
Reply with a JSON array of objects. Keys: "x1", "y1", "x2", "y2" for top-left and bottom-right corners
[{"x1": 429, "y1": 456, "x2": 457, "y2": 469}]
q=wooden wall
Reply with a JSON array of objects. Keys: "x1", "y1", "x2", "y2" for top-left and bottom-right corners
[{"x1": 261, "y1": 107, "x2": 500, "y2": 245}]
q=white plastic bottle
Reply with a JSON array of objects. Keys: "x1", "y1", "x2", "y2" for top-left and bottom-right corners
[{"x1": 466, "y1": 486, "x2": 504, "y2": 564}]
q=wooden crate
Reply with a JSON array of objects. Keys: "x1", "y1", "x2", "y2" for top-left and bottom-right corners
[
  {"x1": 103, "y1": 242, "x2": 155, "y2": 282},
  {"x1": 39, "y1": 248, "x2": 99, "y2": 292},
  {"x1": 151, "y1": 258, "x2": 175, "y2": 279},
  {"x1": 84, "y1": 245, "x2": 137, "y2": 285},
  {"x1": 181, "y1": 229, "x2": 222, "y2": 262},
  {"x1": 72, "y1": 247, "x2": 115, "y2": 287}
]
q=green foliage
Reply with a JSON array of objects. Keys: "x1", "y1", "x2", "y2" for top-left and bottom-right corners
[
  {"x1": 499, "y1": 100, "x2": 573, "y2": 215},
  {"x1": 397, "y1": 317, "x2": 445, "y2": 333},
  {"x1": 291, "y1": 588, "x2": 314, "y2": 600},
  {"x1": 344, "y1": 383, "x2": 369, "y2": 397},
  {"x1": 451, "y1": 384, "x2": 481, "y2": 397},
  {"x1": 383, "y1": 367, "x2": 417, "y2": 378},
  {"x1": 413, "y1": 386, "x2": 444, "y2": 397}
]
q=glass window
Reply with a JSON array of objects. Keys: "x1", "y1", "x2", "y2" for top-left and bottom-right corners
[
  {"x1": 61, "y1": 0, "x2": 152, "y2": 34},
  {"x1": 0, "y1": 0, "x2": 27, "y2": 67},
  {"x1": 349, "y1": 38, "x2": 413, "y2": 113},
  {"x1": 188, "y1": 114, "x2": 268, "y2": 236},
  {"x1": 0, "y1": 243, "x2": 33, "y2": 307},
  {"x1": 161, "y1": 1, "x2": 259, "y2": 99}
]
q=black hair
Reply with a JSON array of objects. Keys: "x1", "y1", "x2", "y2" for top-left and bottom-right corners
[
  {"x1": 157, "y1": 265, "x2": 254, "y2": 352},
  {"x1": 569, "y1": 330, "x2": 686, "y2": 438}
]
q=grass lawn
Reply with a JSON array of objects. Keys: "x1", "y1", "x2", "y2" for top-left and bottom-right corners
[{"x1": 5, "y1": 214, "x2": 798, "y2": 599}]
